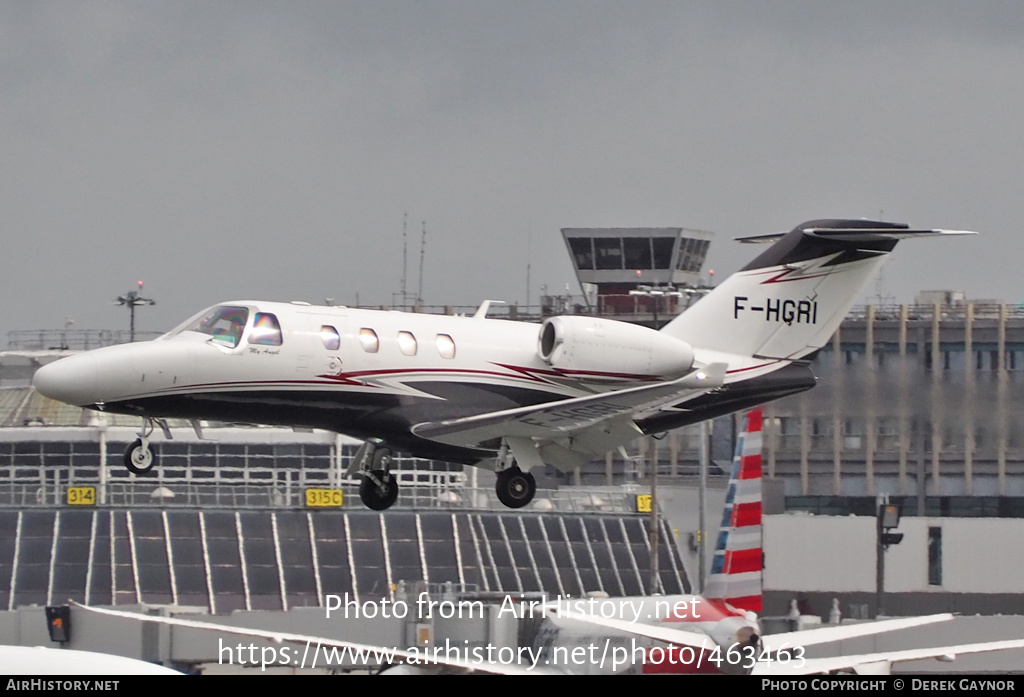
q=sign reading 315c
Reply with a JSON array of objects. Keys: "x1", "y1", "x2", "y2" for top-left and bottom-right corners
[{"x1": 306, "y1": 489, "x2": 343, "y2": 508}]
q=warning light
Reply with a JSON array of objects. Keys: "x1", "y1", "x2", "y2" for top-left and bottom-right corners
[{"x1": 45, "y1": 605, "x2": 71, "y2": 643}]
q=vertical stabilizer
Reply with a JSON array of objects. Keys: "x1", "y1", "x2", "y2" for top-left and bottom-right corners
[
  {"x1": 660, "y1": 220, "x2": 974, "y2": 364},
  {"x1": 704, "y1": 408, "x2": 763, "y2": 612}
]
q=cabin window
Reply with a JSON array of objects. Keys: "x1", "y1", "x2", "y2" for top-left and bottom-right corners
[
  {"x1": 398, "y1": 331, "x2": 417, "y2": 356},
  {"x1": 359, "y1": 328, "x2": 379, "y2": 353},
  {"x1": 183, "y1": 305, "x2": 249, "y2": 348},
  {"x1": 249, "y1": 312, "x2": 283, "y2": 346},
  {"x1": 436, "y1": 334, "x2": 456, "y2": 359},
  {"x1": 321, "y1": 325, "x2": 340, "y2": 351}
]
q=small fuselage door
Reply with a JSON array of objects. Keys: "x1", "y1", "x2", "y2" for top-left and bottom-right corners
[{"x1": 298, "y1": 313, "x2": 347, "y2": 378}]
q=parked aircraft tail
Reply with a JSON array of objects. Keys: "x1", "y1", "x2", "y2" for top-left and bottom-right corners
[{"x1": 703, "y1": 408, "x2": 763, "y2": 613}]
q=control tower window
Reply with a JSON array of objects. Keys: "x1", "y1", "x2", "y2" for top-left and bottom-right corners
[
  {"x1": 651, "y1": 238, "x2": 674, "y2": 269},
  {"x1": 250, "y1": 313, "x2": 283, "y2": 346},
  {"x1": 594, "y1": 237, "x2": 623, "y2": 270},
  {"x1": 677, "y1": 238, "x2": 709, "y2": 272},
  {"x1": 567, "y1": 237, "x2": 595, "y2": 270},
  {"x1": 623, "y1": 238, "x2": 653, "y2": 270}
]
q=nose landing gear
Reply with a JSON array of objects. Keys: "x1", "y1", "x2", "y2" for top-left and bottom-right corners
[
  {"x1": 124, "y1": 438, "x2": 156, "y2": 475},
  {"x1": 122, "y1": 417, "x2": 171, "y2": 475}
]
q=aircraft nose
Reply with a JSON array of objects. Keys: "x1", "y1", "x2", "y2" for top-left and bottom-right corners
[{"x1": 32, "y1": 354, "x2": 99, "y2": 406}]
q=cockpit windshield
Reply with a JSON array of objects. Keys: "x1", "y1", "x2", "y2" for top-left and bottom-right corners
[{"x1": 179, "y1": 305, "x2": 249, "y2": 347}]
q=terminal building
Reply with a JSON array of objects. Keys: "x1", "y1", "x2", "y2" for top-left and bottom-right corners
[{"x1": 765, "y1": 299, "x2": 1024, "y2": 507}]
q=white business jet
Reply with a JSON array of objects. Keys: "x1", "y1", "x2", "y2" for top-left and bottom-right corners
[{"x1": 33, "y1": 219, "x2": 973, "y2": 510}]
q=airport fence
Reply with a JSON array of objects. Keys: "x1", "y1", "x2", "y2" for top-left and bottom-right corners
[{"x1": 0, "y1": 479, "x2": 648, "y2": 514}]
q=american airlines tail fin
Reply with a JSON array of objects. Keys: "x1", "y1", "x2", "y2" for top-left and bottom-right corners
[
  {"x1": 703, "y1": 408, "x2": 763, "y2": 613},
  {"x1": 661, "y1": 219, "x2": 974, "y2": 364}
]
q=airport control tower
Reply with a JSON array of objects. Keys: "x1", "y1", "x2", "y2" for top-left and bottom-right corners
[{"x1": 560, "y1": 227, "x2": 713, "y2": 320}]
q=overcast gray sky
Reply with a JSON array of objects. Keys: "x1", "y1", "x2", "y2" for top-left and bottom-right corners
[{"x1": 2, "y1": 1, "x2": 1021, "y2": 339}]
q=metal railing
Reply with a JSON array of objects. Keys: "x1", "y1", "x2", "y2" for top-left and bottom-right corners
[
  {"x1": 10, "y1": 300, "x2": 1024, "y2": 352},
  {"x1": 0, "y1": 479, "x2": 646, "y2": 513},
  {"x1": 6, "y1": 329, "x2": 164, "y2": 350}
]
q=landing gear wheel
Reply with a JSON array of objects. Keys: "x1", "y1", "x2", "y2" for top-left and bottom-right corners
[
  {"x1": 496, "y1": 468, "x2": 536, "y2": 509},
  {"x1": 359, "y1": 470, "x2": 399, "y2": 511},
  {"x1": 124, "y1": 438, "x2": 156, "y2": 475}
]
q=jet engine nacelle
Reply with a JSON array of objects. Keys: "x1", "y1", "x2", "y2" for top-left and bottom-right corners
[{"x1": 538, "y1": 316, "x2": 695, "y2": 378}]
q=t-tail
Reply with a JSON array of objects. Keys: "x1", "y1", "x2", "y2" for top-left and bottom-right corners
[
  {"x1": 661, "y1": 219, "x2": 975, "y2": 368},
  {"x1": 703, "y1": 408, "x2": 763, "y2": 613}
]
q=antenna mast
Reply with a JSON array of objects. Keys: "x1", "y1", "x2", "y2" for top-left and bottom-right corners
[
  {"x1": 418, "y1": 221, "x2": 426, "y2": 305},
  {"x1": 401, "y1": 211, "x2": 408, "y2": 307}
]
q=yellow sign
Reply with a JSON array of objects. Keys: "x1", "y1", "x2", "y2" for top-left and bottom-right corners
[
  {"x1": 67, "y1": 487, "x2": 96, "y2": 506},
  {"x1": 305, "y1": 488, "x2": 343, "y2": 508},
  {"x1": 636, "y1": 494, "x2": 652, "y2": 513}
]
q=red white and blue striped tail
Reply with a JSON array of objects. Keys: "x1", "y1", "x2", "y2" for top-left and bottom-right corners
[{"x1": 703, "y1": 408, "x2": 763, "y2": 613}]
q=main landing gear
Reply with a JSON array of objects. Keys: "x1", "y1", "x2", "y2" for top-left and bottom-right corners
[
  {"x1": 495, "y1": 467, "x2": 536, "y2": 509},
  {"x1": 492, "y1": 440, "x2": 538, "y2": 509},
  {"x1": 350, "y1": 442, "x2": 400, "y2": 511}
]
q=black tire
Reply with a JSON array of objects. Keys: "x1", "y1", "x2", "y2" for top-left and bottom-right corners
[
  {"x1": 124, "y1": 438, "x2": 156, "y2": 475},
  {"x1": 496, "y1": 468, "x2": 536, "y2": 509},
  {"x1": 359, "y1": 470, "x2": 399, "y2": 511}
]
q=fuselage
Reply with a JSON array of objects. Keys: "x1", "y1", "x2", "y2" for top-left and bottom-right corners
[{"x1": 32, "y1": 301, "x2": 686, "y2": 464}]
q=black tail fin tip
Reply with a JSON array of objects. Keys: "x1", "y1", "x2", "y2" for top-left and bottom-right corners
[{"x1": 738, "y1": 219, "x2": 976, "y2": 272}]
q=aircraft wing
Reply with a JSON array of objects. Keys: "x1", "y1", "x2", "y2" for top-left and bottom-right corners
[
  {"x1": 759, "y1": 613, "x2": 954, "y2": 653},
  {"x1": 536, "y1": 609, "x2": 961, "y2": 674},
  {"x1": 537, "y1": 606, "x2": 715, "y2": 650},
  {"x1": 71, "y1": 602, "x2": 535, "y2": 675},
  {"x1": 412, "y1": 363, "x2": 726, "y2": 449},
  {"x1": 753, "y1": 638, "x2": 1024, "y2": 676}
]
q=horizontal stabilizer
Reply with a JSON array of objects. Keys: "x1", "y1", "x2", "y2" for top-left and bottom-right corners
[{"x1": 738, "y1": 221, "x2": 977, "y2": 244}]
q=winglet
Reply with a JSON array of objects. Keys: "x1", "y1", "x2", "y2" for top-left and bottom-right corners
[{"x1": 473, "y1": 300, "x2": 506, "y2": 319}]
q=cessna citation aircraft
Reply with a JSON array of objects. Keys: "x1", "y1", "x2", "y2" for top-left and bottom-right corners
[{"x1": 33, "y1": 219, "x2": 973, "y2": 510}]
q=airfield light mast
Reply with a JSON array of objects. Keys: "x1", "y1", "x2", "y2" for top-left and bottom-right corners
[{"x1": 114, "y1": 281, "x2": 156, "y2": 343}]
